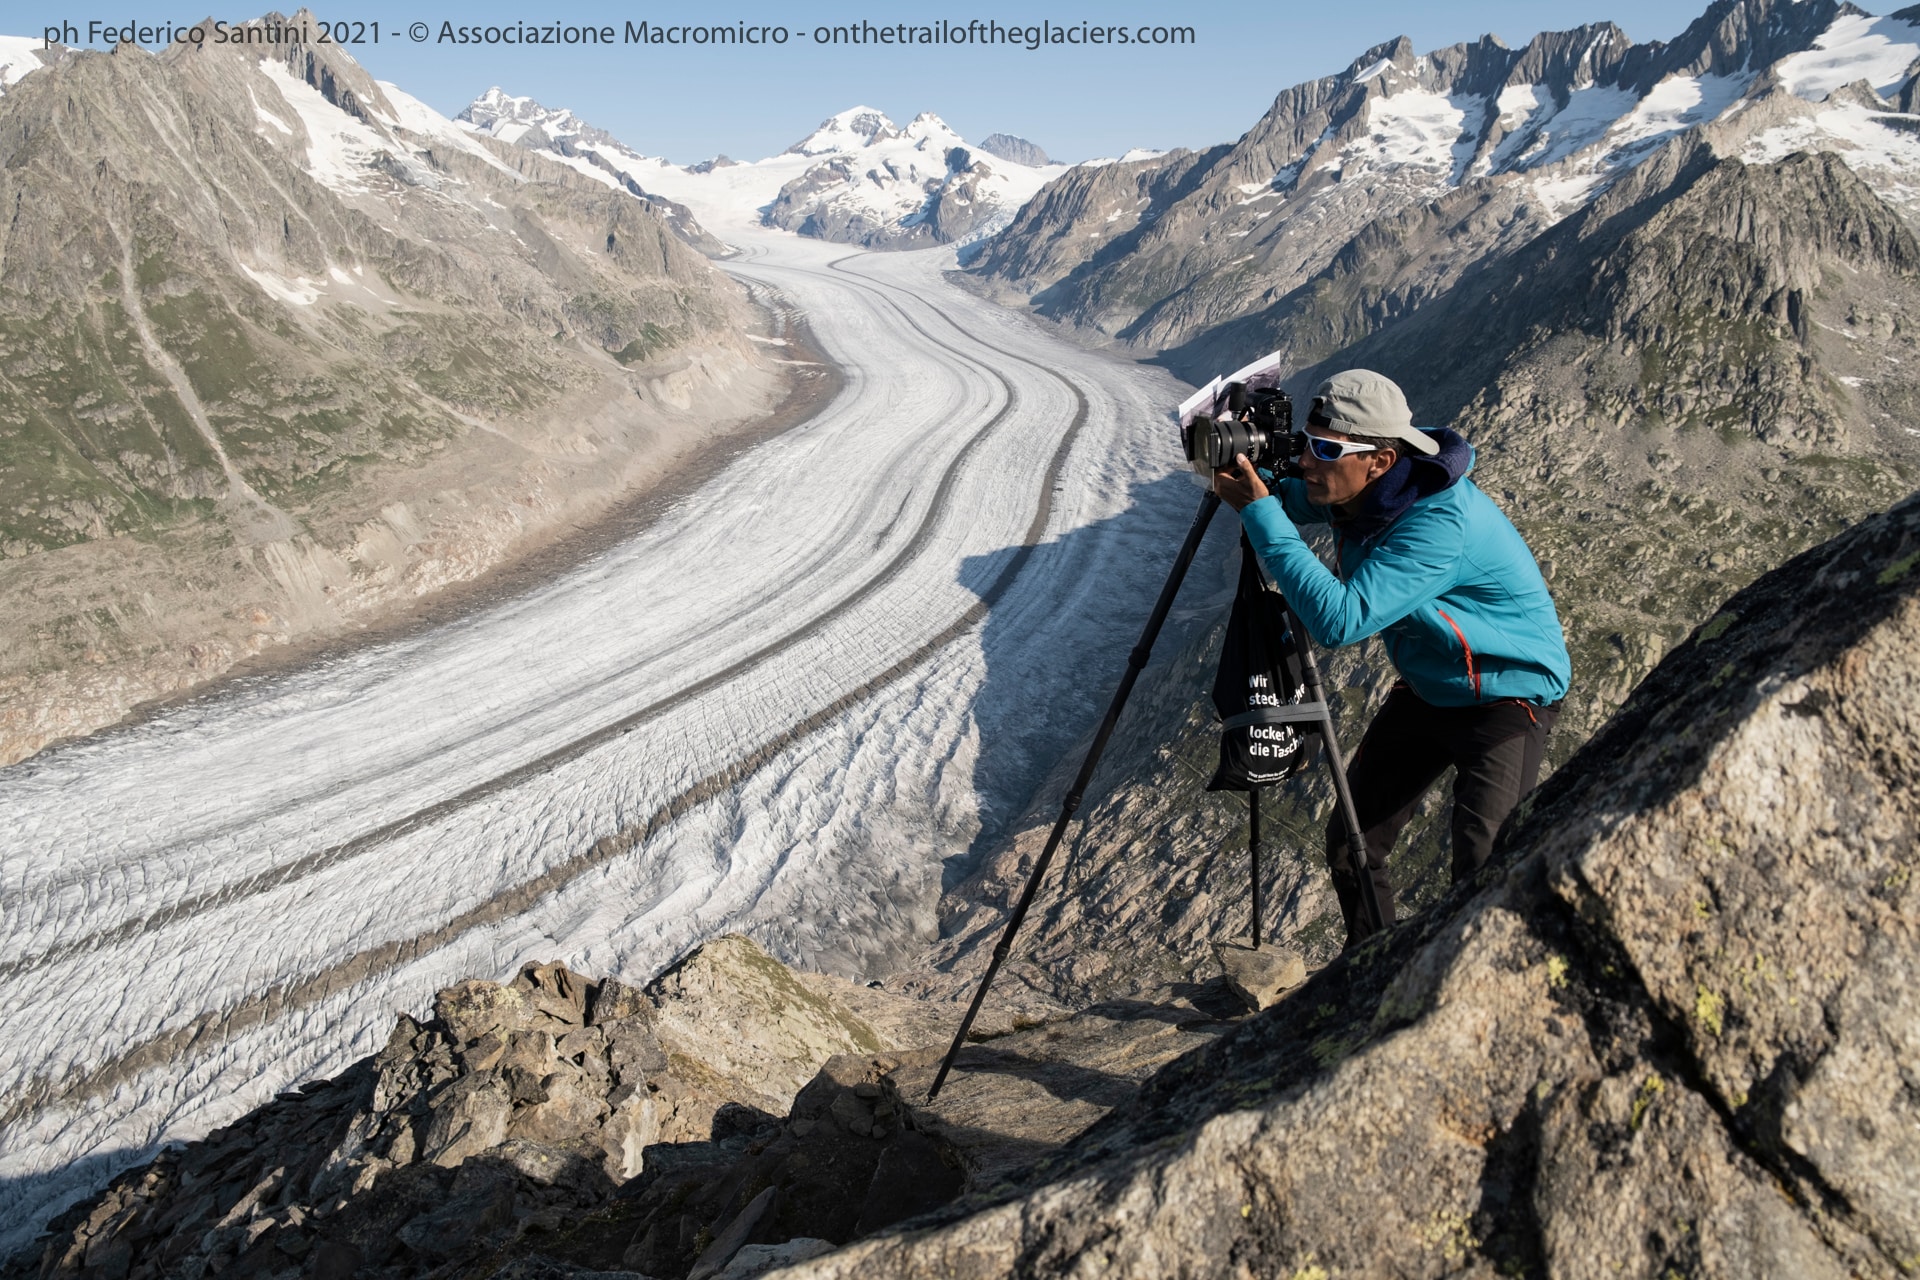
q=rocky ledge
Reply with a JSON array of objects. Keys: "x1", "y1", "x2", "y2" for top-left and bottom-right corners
[
  {"x1": 10, "y1": 932, "x2": 1236, "y2": 1280},
  {"x1": 14, "y1": 493, "x2": 1920, "y2": 1279}
]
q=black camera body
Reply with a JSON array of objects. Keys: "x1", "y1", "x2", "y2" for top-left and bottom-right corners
[{"x1": 1176, "y1": 351, "x2": 1300, "y2": 478}]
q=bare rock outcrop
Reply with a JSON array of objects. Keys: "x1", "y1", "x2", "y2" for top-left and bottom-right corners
[
  {"x1": 8, "y1": 937, "x2": 924, "y2": 1279},
  {"x1": 770, "y1": 493, "x2": 1920, "y2": 1276},
  {"x1": 974, "y1": 135, "x2": 1049, "y2": 168},
  {"x1": 497, "y1": 979, "x2": 1243, "y2": 1279},
  {"x1": 10, "y1": 934, "x2": 1249, "y2": 1280}
]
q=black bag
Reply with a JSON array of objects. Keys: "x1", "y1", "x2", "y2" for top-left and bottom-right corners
[{"x1": 1206, "y1": 538, "x2": 1320, "y2": 792}]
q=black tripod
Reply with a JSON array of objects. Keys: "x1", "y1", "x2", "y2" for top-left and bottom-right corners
[{"x1": 927, "y1": 490, "x2": 1389, "y2": 1099}]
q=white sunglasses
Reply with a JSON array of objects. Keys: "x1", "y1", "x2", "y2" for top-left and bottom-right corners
[{"x1": 1298, "y1": 431, "x2": 1381, "y2": 462}]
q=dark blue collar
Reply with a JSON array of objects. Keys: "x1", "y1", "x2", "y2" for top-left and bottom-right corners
[{"x1": 1333, "y1": 428, "x2": 1473, "y2": 545}]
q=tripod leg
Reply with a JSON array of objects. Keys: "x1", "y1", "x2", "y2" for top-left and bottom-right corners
[
  {"x1": 927, "y1": 490, "x2": 1223, "y2": 1100},
  {"x1": 1248, "y1": 787, "x2": 1262, "y2": 950},
  {"x1": 1291, "y1": 621, "x2": 1392, "y2": 936}
]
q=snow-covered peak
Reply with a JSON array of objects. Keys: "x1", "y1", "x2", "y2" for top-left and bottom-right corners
[
  {"x1": 459, "y1": 86, "x2": 581, "y2": 140},
  {"x1": 784, "y1": 106, "x2": 901, "y2": 155},
  {"x1": 901, "y1": 112, "x2": 968, "y2": 153},
  {"x1": 0, "y1": 33, "x2": 46, "y2": 90},
  {"x1": 457, "y1": 86, "x2": 610, "y2": 147},
  {"x1": 454, "y1": 87, "x2": 665, "y2": 177}
]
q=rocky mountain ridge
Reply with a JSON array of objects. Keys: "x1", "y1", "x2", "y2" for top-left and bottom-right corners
[
  {"x1": 966, "y1": 0, "x2": 1920, "y2": 355},
  {"x1": 453, "y1": 89, "x2": 721, "y2": 253},
  {"x1": 0, "y1": 13, "x2": 791, "y2": 764},
  {"x1": 14, "y1": 492, "x2": 1920, "y2": 1277}
]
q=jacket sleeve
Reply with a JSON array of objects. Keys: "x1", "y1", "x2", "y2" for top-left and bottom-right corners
[
  {"x1": 1237, "y1": 494, "x2": 1465, "y2": 648},
  {"x1": 1274, "y1": 477, "x2": 1329, "y2": 526}
]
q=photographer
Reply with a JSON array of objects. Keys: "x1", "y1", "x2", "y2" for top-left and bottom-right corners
[{"x1": 1212, "y1": 369, "x2": 1570, "y2": 949}]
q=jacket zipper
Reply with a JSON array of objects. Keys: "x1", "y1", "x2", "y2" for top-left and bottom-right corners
[{"x1": 1435, "y1": 607, "x2": 1481, "y2": 701}]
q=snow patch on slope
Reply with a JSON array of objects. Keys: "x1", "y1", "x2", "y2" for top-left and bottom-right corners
[
  {"x1": 1743, "y1": 100, "x2": 1920, "y2": 210},
  {"x1": 239, "y1": 265, "x2": 320, "y2": 305},
  {"x1": 1499, "y1": 83, "x2": 1641, "y2": 170},
  {"x1": 1353, "y1": 56, "x2": 1395, "y2": 84},
  {"x1": 258, "y1": 59, "x2": 386, "y2": 194},
  {"x1": 1609, "y1": 71, "x2": 1756, "y2": 153},
  {"x1": 379, "y1": 81, "x2": 525, "y2": 180},
  {"x1": 0, "y1": 33, "x2": 43, "y2": 88},
  {"x1": 1352, "y1": 88, "x2": 1487, "y2": 186},
  {"x1": 1777, "y1": 11, "x2": 1920, "y2": 101}
]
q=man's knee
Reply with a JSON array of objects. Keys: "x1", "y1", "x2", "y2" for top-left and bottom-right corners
[
  {"x1": 1449, "y1": 712, "x2": 1553, "y2": 879},
  {"x1": 1449, "y1": 802, "x2": 1503, "y2": 880}
]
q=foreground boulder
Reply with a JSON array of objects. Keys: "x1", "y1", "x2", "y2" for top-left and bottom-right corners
[
  {"x1": 554, "y1": 983, "x2": 1243, "y2": 1278},
  {"x1": 11, "y1": 937, "x2": 915, "y2": 1279},
  {"x1": 9, "y1": 932, "x2": 1120, "y2": 1280},
  {"x1": 773, "y1": 496, "x2": 1920, "y2": 1277}
]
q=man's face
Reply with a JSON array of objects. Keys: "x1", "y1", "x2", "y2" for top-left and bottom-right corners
[{"x1": 1300, "y1": 430, "x2": 1399, "y2": 508}]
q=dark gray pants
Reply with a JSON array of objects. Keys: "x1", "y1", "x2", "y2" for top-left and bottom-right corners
[{"x1": 1325, "y1": 684, "x2": 1557, "y2": 948}]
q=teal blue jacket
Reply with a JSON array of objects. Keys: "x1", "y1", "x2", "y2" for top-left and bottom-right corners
[{"x1": 1238, "y1": 446, "x2": 1570, "y2": 708}]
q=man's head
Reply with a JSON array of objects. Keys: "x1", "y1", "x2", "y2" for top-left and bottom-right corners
[{"x1": 1301, "y1": 370, "x2": 1430, "y2": 509}]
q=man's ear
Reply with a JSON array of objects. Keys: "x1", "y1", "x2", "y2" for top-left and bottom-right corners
[{"x1": 1369, "y1": 447, "x2": 1399, "y2": 480}]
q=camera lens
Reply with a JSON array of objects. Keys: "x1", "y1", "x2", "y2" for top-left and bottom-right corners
[{"x1": 1187, "y1": 417, "x2": 1268, "y2": 475}]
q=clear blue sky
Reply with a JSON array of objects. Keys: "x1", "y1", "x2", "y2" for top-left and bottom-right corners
[{"x1": 17, "y1": 2, "x2": 1743, "y2": 162}]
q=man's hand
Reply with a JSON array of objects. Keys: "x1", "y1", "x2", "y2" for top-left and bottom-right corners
[{"x1": 1213, "y1": 453, "x2": 1270, "y2": 512}]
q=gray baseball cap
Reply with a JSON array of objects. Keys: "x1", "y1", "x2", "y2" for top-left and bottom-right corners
[{"x1": 1311, "y1": 369, "x2": 1437, "y2": 456}]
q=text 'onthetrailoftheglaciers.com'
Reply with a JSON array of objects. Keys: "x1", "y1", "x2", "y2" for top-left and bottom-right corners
[{"x1": 40, "y1": 17, "x2": 1199, "y2": 51}]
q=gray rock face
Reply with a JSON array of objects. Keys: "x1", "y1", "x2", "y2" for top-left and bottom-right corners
[
  {"x1": 967, "y1": 145, "x2": 1224, "y2": 308},
  {"x1": 770, "y1": 491, "x2": 1920, "y2": 1279},
  {"x1": 456, "y1": 87, "x2": 723, "y2": 254},
  {"x1": 975, "y1": 134, "x2": 1048, "y2": 167}
]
